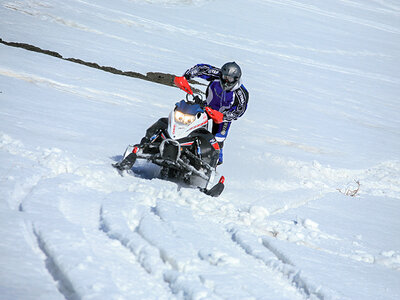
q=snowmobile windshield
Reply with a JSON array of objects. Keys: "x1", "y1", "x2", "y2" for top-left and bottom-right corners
[{"x1": 174, "y1": 100, "x2": 203, "y2": 125}]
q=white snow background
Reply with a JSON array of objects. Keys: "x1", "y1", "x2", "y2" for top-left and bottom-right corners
[{"x1": 1, "y1": 0, "x2": 400, "y2": 299}]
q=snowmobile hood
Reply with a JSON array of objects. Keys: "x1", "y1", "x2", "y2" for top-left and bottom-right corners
[{"x1": 168, "y1": 100, "x2": 211, "y2": 140}]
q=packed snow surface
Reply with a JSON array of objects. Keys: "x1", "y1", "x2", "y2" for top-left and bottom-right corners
[{"x1": 1, "y1": 0, "x2": 400, "y2": 299}]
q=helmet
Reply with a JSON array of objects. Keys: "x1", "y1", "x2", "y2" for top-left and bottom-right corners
[{"x1": 220, "y1": 62, "x2": 242, "y2": 91}]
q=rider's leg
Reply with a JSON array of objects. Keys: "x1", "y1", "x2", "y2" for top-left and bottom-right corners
[{"x1": 213, "y1": 122, "x2": 231, "y2": 165}]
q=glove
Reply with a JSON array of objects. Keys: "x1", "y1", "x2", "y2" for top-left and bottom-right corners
[{"x1": 205, "y1": 107, "x2": 224, "y2": 124}]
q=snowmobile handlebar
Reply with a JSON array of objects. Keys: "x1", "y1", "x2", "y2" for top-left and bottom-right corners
[
  {"x1": 174, "y1": 76, "x2": 193, "y2": 95},
  {"x1": 185, "y1": 94, "x2": 223, "y2": 123},
  {"x1": 185, "y1": 93, "x2": 204, "y2": 106}
]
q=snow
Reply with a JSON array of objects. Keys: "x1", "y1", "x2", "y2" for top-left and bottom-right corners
[{"x1": 1, "y1": 0, "x2": 400, "y2": 299}]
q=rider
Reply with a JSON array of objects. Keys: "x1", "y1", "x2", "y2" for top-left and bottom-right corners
[
  {"x1": 183, "y1": 62, "x2": 249, "y2": 165},
  {"x1": 114, "y1": 62, "x2": 249, "y2": 171}
]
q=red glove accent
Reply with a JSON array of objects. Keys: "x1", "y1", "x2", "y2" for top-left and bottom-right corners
[
  {"x1": 205, "y1": 107, "x2": 224, "y2": 124},
  {"x1": 174, "y1": 76, "x2": 193, "y2": 95}
]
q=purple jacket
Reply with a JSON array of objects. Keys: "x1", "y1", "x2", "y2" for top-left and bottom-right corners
[{"x1": 184, "y1": 64, "x2": 249, "y2": 122}]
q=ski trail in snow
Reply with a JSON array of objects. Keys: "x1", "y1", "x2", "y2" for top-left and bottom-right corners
[
  {"x1": 3, "y1": 2, "x2": 171, "y2": 52},
  {"x1": 338, "y1": 0, "x2": 400, "y2": 15},
  {"x1": 68, "y1": 1, "x2": 399, "y2": 86},
  {"x1": 2, "y1": 1, "x2": 174, "y2": 54},
  {"x1": 371, "y1": 0, "x2": 400, "y2": 12},
  {"x1": 93, "y1": 2, "x2": 400, "y2": 84},
  {"x1": 0, "y1": 66, "x2": 161, "y2": 108},
  {"x1": 260, "y1": 0, "x2": 400, "y2": 34},
  {"x1": 3, "y1": 0, "x2": 398, "y2": 85}
]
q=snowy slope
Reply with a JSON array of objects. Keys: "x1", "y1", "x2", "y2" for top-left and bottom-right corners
[{"x1": 1, "y1": 0, "x2": 400, "y2": 299}]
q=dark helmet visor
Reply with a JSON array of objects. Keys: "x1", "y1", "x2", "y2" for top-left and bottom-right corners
[
  {"x1": 220, "y1": 74, "x2": 238, "y2": 90},
  {"x1": 221, "y1": 74, "x2": 236, "y2": 83}
]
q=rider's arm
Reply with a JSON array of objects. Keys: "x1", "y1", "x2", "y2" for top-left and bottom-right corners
[
  {"x1": 184, "y1": 64, "x2": 221, "y2": 81},
  {"x1": 223, "y1": 86, "x2": 249, "y2": 122}
]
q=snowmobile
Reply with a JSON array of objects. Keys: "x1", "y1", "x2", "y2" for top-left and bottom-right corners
[{"x1": 112, "y1": 77, "x2": 225, "y2": 197}]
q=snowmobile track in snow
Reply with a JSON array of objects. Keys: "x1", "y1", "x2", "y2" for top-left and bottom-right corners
[
  {"x1": 229, "y1": 227, "x2": 326, "y2": 299},
  {"x1": 33, "y1": 229, "x2": 80, "y2": 300}
]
